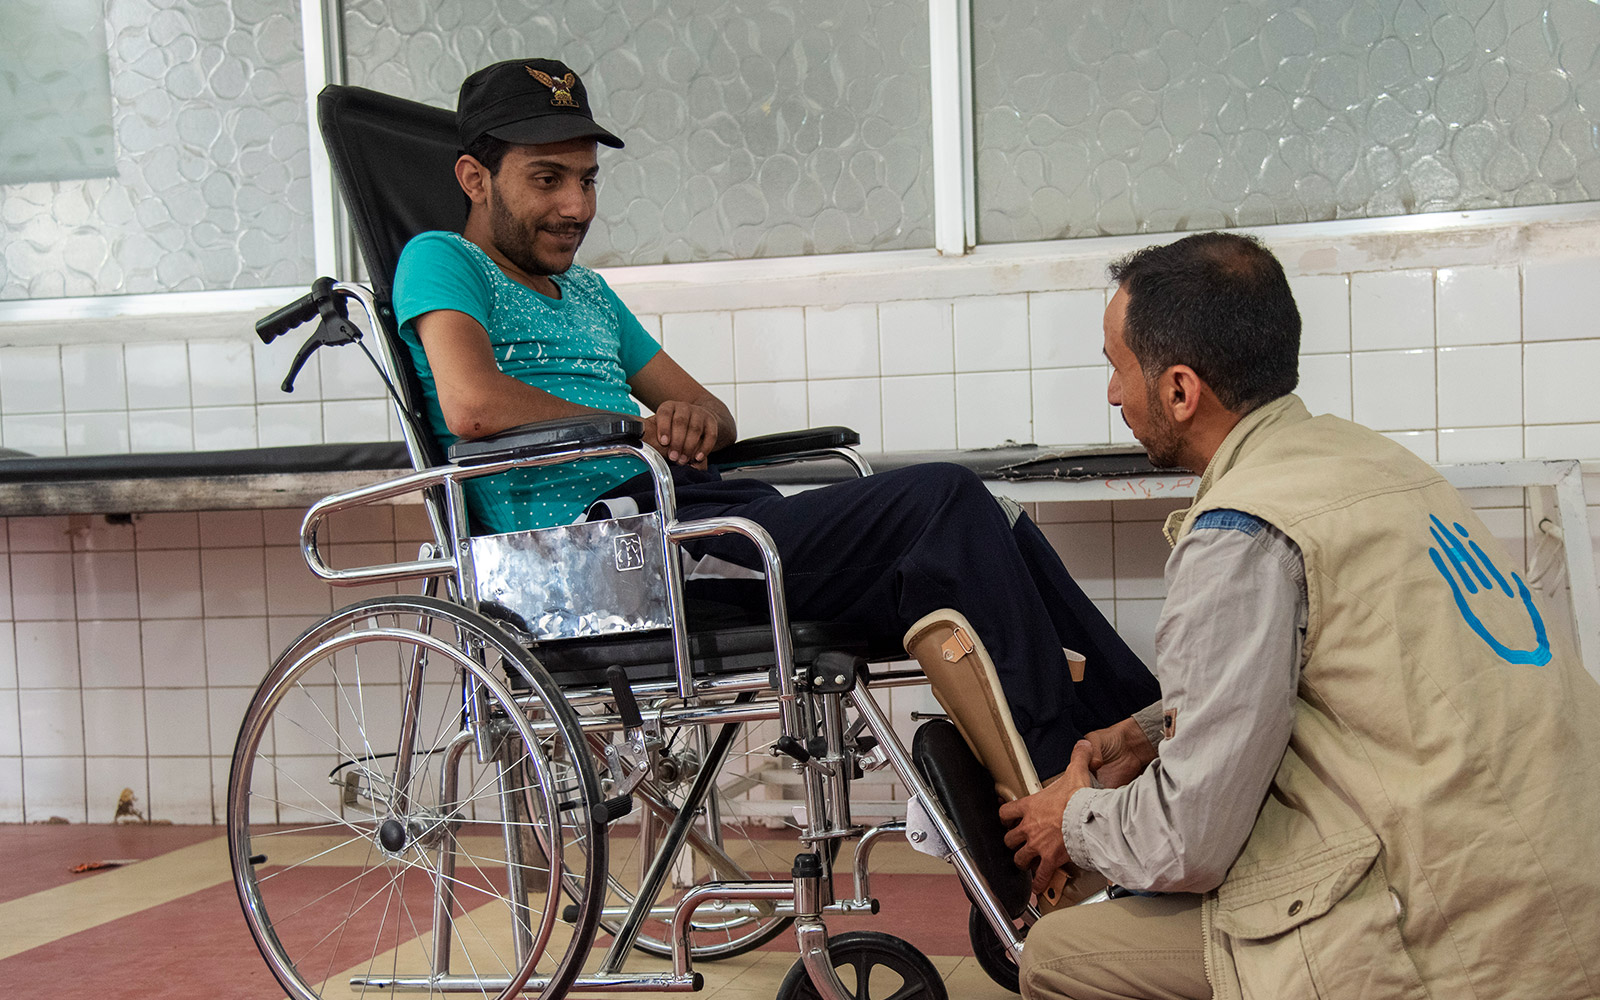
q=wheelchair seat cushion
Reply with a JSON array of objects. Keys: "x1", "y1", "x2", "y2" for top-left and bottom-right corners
[{"x1": 525, "y1": 618, "x2": 873, "y2": 688}]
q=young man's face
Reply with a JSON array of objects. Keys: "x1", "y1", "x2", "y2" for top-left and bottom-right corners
[
  {"x1": 1104, "y1": 285, "x2": 1183, "y2": 468},
  {"x1": 482, "y1": 138, "x2": 599, "y2": 277}
]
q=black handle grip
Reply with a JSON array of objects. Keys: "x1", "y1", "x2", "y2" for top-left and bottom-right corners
[
  {"x1": 256, "y1": 276, "x2": 339, "y2": 344},
  {"x1": 774, "y1": 734, "x2": 810, "y2": 764},
  {"x1": 256, "y1": 290, "x2": 319, "y2": 344},
  {"x1": 599, "y1": 793, "x2": 634, "y2": 825},
  {"x1": 606, "y1": 665, "x2": 643, "y2": 730}
]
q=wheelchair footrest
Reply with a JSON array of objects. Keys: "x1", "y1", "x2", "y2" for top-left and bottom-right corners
[{"x1": 911, "y1": 719, "x2": 1033, "y2": 919}]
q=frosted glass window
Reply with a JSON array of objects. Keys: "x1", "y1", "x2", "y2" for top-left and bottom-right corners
[
  {"x1": 0, "y1": 0, "x2": 313, "y2": 300},
  {"x1": 0, "y1": 0, "x2": 116, "y2": 184},
  {"x1": 973, "y1": 0, "x2": 1600, "y2": 243},
  {"x1": 342, "y1": 0, "x2": 936, "y2": 265}
]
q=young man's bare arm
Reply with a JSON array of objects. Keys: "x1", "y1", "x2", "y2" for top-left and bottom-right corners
[
  {"x1": 415, "y1": 308, "x2": 736, "y2": 467},
  {"x1": 414, "y1": 308, "x2": 605, "y2": 439}
]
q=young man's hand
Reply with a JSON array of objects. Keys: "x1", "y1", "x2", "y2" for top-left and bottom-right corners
[
  {"x1": 643, "y1": 400, "x2": 723, "y2": 468},
  {"x1": 1000, "y1": 739, "x2": 1096, "y2": 894}
]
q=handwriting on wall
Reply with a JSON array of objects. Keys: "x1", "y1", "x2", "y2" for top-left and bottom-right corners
[{"x1": 1104, "y1": 477, "x2": 1197, "y2": 498}]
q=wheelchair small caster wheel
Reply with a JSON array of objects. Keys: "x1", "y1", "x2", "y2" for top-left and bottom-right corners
[
  {"x1": 968, "y1": 904, "x2": 1022, "y2": 994},
  {"x1": 776, "y1": 930, "x2": 947, "y2": 1000}
]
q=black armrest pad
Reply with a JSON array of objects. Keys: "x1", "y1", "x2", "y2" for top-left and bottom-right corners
[
  {"x1": 448, "y1": 415, "x2": 643, "y2": 466},
  {"x1": 709, "y1": 426, "x2": 859, "y2": 468}
]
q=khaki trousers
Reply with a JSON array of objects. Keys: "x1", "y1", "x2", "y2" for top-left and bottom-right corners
[{"x1": 1019, "y1": 894, "x2": 1211, "y2": 1000}]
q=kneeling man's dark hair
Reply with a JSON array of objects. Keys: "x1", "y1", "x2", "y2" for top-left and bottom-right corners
[{"x1": 1107, "y1": 232, "x2": 1300, "y2": 414}]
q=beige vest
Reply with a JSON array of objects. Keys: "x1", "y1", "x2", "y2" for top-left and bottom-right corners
[{"x1": 1167, "y1": 395, "x2": 1600, "y2": 1000}]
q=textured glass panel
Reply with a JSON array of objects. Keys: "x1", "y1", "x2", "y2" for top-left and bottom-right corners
[
  {"x1": 974, "y1": 0, "x2": 1600, "y2": 243},
  {"x1": 342, "y1": 0, "x2": 935, "y2": 264},
  {"x1": 0, "y1": 0, "x2": 312, "y2": 299},
  {"x1": 0, "y1": 0, "x2": 116, "y2": 184}
]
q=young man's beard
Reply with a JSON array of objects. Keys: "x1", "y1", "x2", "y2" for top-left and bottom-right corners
[{"x1": 487, "y1": 190, "x2": 586, "y2": 278}]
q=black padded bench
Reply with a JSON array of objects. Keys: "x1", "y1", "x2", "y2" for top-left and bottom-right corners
[{"x1": 0, "y1": 441, "x2": 1156, "y2": 517}]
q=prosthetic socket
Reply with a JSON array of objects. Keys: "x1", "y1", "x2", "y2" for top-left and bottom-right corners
[{"x1": 904, "y1": 609, "x2": 1103, "y2": 912}]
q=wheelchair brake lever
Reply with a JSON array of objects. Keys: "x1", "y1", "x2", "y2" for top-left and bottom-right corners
[
  {"x1": 605, "y1": 665, "x2": 644, "y2": 731},
  {"x1": 604, "y1": 665, "x2": 663, "y2": 794},
  {"x1": 277, "y1": 278, "x2": 364, "y2": 393}
]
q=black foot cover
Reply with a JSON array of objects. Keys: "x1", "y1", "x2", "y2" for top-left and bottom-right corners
[{"x1": 912, "y1": 719, "x2": 1032, "y2": 918}]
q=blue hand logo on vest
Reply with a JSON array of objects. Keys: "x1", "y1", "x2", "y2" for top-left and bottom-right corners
[{"x1": 1426, "y1": 514, "x2": 1551, "y2": 666}]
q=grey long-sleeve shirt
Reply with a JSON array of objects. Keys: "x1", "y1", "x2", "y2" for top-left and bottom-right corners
[{"x1": 1062, "y1": 509, "x2": 1307, "y2": 893}]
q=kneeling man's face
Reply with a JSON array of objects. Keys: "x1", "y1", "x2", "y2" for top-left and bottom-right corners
[{"x1": 1104, "y1": 286, "x2": 1183, "y2": 468}]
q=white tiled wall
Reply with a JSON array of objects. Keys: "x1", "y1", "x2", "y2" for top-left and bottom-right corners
[
  {"x1": 0, "y1": 256, "x2": 1559, "y2": 462},
  {"x1": 3, "y1": 221, "x2": 1599, "y2": 822},
  {"x1": 0, "y1": 482, "x2": 1562, "y2": 824}
]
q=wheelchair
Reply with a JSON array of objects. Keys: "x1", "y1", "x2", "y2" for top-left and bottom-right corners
[{"x1": 227, "y1": 84, "x2": 1078, "y2": 1000}]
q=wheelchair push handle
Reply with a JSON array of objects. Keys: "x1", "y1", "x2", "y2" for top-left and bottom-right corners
[
  {"x1": 257, "y1": 277, "x2": 366, "y2": 394},
  {"x1": 256, "y1": 276, "x2": 335, "y2": 343}
]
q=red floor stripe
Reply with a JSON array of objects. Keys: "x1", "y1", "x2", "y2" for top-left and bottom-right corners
[
  {"x1": 0, "y1": 824, "x2": 221, "y2": 904},
  {"x1": 0, "y1": 875, "x2": 292, "y2": 1000},
  {"x1": 1, "y1": 825, "x2": 985, "y2": 999}
]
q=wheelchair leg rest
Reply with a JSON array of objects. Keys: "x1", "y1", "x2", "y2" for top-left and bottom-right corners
[{"x1": 845, "y1": 684, "x2": 1026, "y2": 963}]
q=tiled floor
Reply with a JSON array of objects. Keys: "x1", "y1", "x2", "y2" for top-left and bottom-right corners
[{"x1": 0, "y1": 823, "x2": 1018, "y2": 999}]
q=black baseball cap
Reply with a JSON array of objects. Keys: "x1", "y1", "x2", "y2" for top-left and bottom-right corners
[{"x1": 456, "y1": 58, "x2": 624, "y2": 150}]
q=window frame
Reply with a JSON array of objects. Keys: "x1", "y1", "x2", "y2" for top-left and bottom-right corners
[{"x1": 3, "y1": 0, "x2": 1597, "y2": 326}]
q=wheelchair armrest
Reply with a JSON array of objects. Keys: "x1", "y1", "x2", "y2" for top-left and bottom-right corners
[
  {"x1": 448, "y1": 414, "x2": 644, "y2": 466},
  {"x1": 709, "y1": 426, "x2": 860, "y2": 471}
]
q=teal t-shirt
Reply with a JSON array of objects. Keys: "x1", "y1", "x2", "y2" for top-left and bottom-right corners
[{"x1": 392, "y1": 231, "x2": 661, "y2": 532}]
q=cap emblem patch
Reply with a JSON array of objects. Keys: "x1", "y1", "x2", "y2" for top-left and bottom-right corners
[{"x1": 527, "y1": 66, "x2": 579, "y2": 107}]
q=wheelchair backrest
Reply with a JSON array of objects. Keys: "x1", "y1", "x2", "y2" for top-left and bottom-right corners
[{"x1": 317, "y1": 83, "x2": 464, "y2": 470}]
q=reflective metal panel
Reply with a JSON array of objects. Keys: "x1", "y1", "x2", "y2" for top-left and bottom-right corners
[{"x1": 470, "y1": 514, "x2": 671, "y2": 640}]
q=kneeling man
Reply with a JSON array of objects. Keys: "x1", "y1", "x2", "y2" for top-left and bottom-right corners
[{"x1": 1003, "y1": 232, "x2": 1600, "y2": 1000}]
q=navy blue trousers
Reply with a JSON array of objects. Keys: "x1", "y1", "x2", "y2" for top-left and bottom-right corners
[{"x1": 603, "y1": 463, "x2": 1158, "y2": 777}]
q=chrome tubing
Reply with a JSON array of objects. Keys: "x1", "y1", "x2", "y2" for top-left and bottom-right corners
[
  {"x1": 668, "y1": 881, "x2": 794, "y2": 977},
  {"x1": 297, "y1": 439, "x2": 662, "y2": 587},
  {"x1": 852, "y1": 820, "x2": 907, "y2": 902},
  {"x1": 351, "y1": 973, "x2": 701, "y2": 993},
  {"x1": 794, "y1": 919, "x2": 856, "y2": 1000},
  {"x1": 665, "y1": 514, "x2": 794, "y2": 722},
  {"x1": 821, "y1": 691, "x2": 852, "y2": 834},
  {"x1": 430, "y1": 733, "x2": 472, "y2": 976},
  {"x1": 631, "y1": 447, "x2": 694, "y2": 701},
  {"x1": 597, "y1": 712, "x2": 744, "y2": 973},
  {"x1": 847, "y1": 684, "x2": 1025, "y2": 961}
]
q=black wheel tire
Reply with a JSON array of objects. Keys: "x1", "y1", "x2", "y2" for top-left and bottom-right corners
[
  {"x1": 968, "y1": 904, "x2": 1022, "y2": 993},
  {"x1": 776, "y1": 930, "x2": 948, "y2": 1000}
]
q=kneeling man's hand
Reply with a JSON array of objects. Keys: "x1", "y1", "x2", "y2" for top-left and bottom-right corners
[{"x1": 999, "y1": 739, "x2": 1095, "y2": 894}]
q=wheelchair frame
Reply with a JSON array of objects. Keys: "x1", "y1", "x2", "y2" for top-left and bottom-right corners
[{"x1": 228, "y1": 280, "x2": 1034, "y2": 1000}]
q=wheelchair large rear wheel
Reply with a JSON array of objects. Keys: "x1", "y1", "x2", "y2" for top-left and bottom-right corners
[{"x1": 227, "y1": 596, "x2": 606, "y2": 1000}]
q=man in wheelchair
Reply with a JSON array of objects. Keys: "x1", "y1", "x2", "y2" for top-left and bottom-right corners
[{"x1": 390, "y1": 56, "x2": 1160, "y2": 783}]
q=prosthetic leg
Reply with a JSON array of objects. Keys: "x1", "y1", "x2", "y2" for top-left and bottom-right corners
[{"x1": 904, "y1": 609, "x2": 1103, "y2": 913}]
